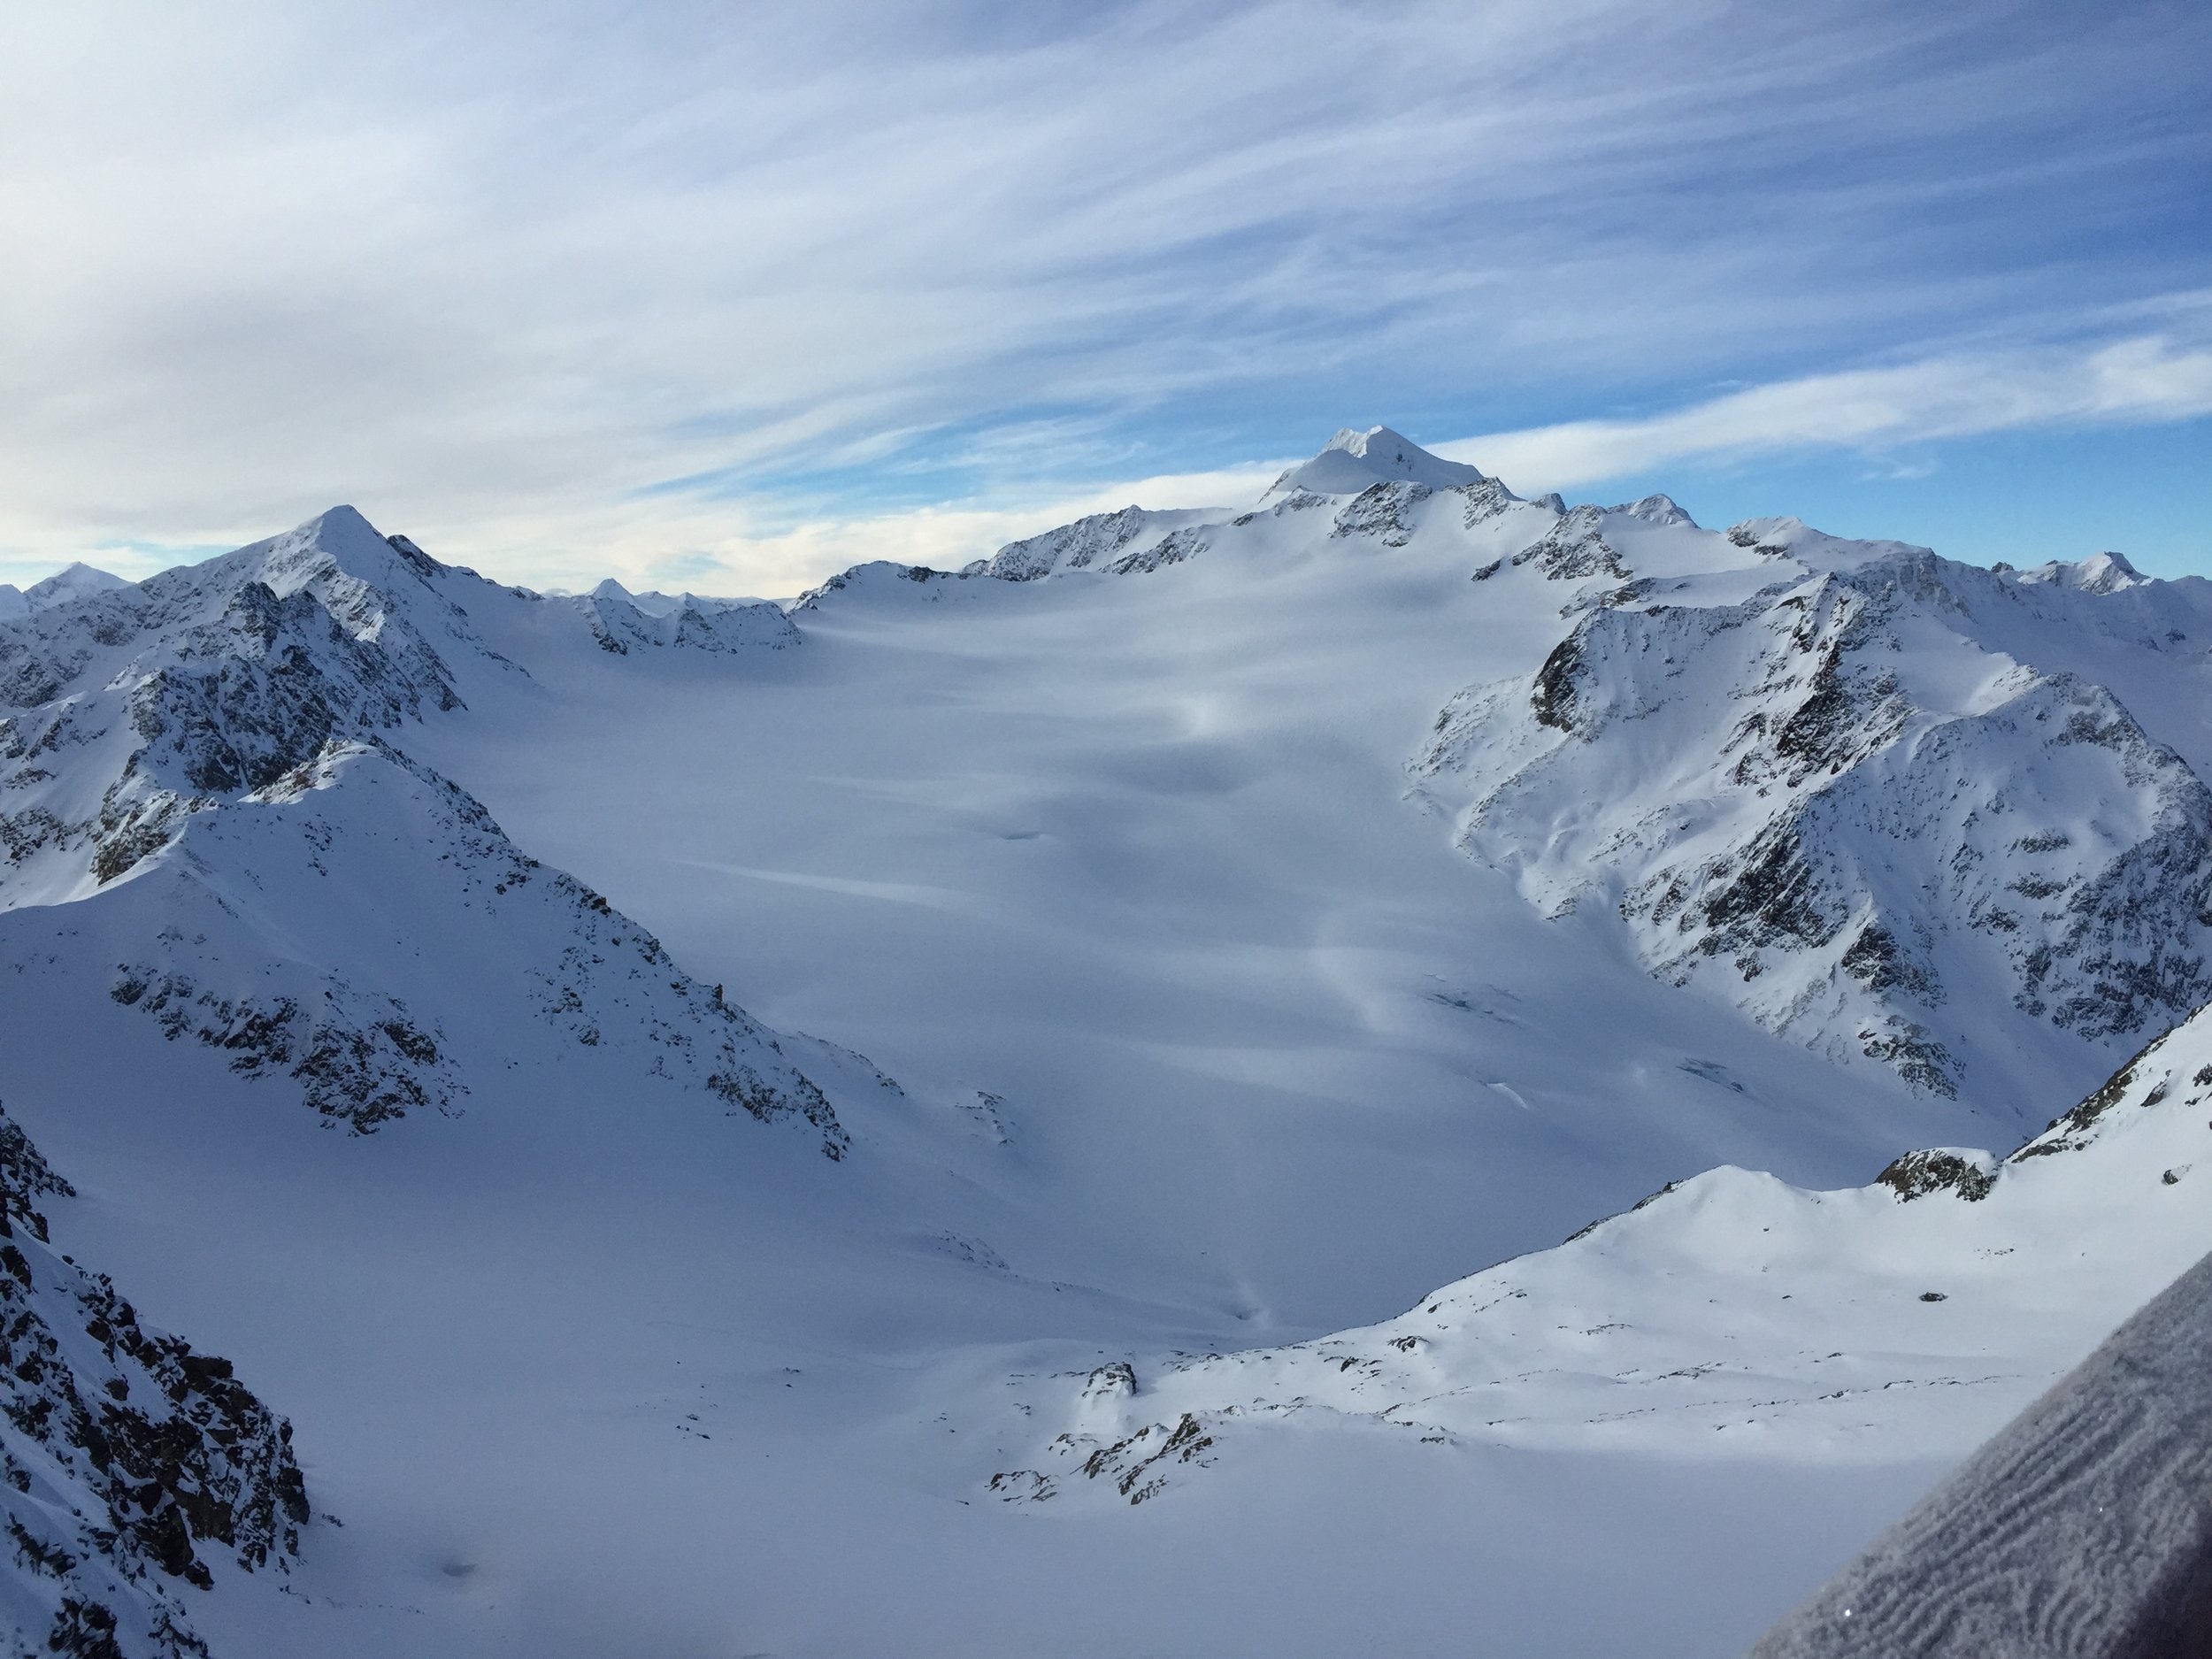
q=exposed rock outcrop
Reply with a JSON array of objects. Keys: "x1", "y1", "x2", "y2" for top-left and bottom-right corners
[{"x1": 0, "y1": 1103, "x2": 307, "y2": 1658}]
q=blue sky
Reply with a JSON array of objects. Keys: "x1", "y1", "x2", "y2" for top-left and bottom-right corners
[{"x1": 1, "y1": 0, "x2": 2206, "y2": 593}]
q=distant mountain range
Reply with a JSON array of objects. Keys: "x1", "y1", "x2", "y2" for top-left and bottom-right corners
[{"x1": 3, "y1": 429, "x2": 2207, "y2": 1655}]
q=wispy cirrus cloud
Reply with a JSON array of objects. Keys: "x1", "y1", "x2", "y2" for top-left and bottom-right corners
[
  {"x1": 0, "y1": 1, "x2": 2205, "y2": 588},
  {"x1": 1441, "y1": 324, "x2": 2212, "y2": 492}
]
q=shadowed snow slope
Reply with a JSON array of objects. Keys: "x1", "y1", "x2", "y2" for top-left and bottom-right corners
[{"x1": 3, "y1": 433, "x2": 2210, "y2": 1656}]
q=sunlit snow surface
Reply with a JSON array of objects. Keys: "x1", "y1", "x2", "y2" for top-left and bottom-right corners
[{"x1": 4, "y1": 434, "x2": 2210, "y2": 1655}]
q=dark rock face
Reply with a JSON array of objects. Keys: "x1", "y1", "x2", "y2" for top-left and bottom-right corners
[
  {"x1": 1459, "y1": 477, "x2": 1524, "y2": 528},
  {"x1": 2008, "y1": 1039, "x2": 2183, "y2": 1164},
  {"x1": 1510, "y1": 505, "x2": 1629, "y2": 583},
  {"x1": 0, "y1": 1103, "x2": 306, "y2": 1657},
  {"x1": 0, "y1": 514, "x2": 467, "y2": 892},
  {"x1": 1876, "y1": 1148, "x2": 1995, "y2": 1202},
  {"x1": 1331, "y1": 481, "x2": 1432, "y2": 546},
  {"x1": 566, "y1": 589, "x2": 798, "y2": 656},
  {"x1": 108, "y1": 963, "x2": 458, "y2": 1133},
  {"x1": 1529, "y1": 634, "x2": 1588, "y2": 733},
  {"x1": 989, "y1": 1410, "x2": 1217, "y2": 1509},
  {"x1": 1105, "y1": 526, "x2": 1210, "y2": 575}
]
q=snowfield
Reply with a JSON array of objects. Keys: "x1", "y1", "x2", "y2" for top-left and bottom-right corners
[{"x1": 1, "y1": 427, "x2": 2208, "y2": 1655}]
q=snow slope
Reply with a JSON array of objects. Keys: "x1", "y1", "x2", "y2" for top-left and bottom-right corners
[
  {"x1": 985, "y1": 998, "x2": 2212, "y2": 1509},
  {"x1": 2, "y1": 432, "x2": 2209, "y2": 1655}
]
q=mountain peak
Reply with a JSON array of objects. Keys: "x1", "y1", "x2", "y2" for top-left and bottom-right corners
[
  {"x1": 1262, "y1": 425, "x2": 1486, "y2": 502},
  {"x1": 1609, "y1": 493, "x2": 1698, "y2": 528},
  {"x1": 202, "y1": 504, "x2": 454, "y2": 600},
  {"x1": 22, "y1": 560, "x2": 134, "y2": 606},
  {"x1": 2012, "y1": 549, "x2": 2146, "y2": 595}
]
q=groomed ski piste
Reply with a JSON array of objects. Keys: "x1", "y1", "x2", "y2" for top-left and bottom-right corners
[{"x1": 3, "y1": 428, "x2": 2208, "y2": 1656}]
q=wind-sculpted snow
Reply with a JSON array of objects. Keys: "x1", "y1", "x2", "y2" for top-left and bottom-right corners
[
  {"x1": 1417, "y1": 540, "x2": 2212, "y2": 1095},
  {"x1": 0, "y1": 1102, "x2": 307, "y2": 1659},
  {"x1": 1747, "y1": 1248, "x2": 2212, "y2": 1659},
  {"x1": 987, "y1": 998, "x2": 2212, "y2": 1509}
]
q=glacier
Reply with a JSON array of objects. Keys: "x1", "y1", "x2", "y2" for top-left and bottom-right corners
[{"x1": 1, "y1": 429, "x2": 2208, "y2": 1655}]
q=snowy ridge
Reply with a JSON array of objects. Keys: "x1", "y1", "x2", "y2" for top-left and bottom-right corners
[
  {"x1": 0, "y1": 507, "x2": 475, "y2": 902},
  {"x1": 565, "y1": 579, "x2": 797, "y2": 655},
  {"x1": 14, "y1": 739, "x2": 848, "y2": 1151},
  {"x1": 960, "y1": 506, "x2": 1220, "y2": 581},
  {"x1": 0, "y1": 508, "x2": 863, "y2": 1154},
  {"x1": 0, "y1": 564, "x2": 136, "y2": 626},
  {"x1": 0, "y1": 1103, "x2": 306, "y2": 1659},
  {"x1": 987, "y1": 997, "x2": 2212, "y2": 1508},
  {"x1": 1416, "y1": 534, "x2": 2212, "y2": 1097}
]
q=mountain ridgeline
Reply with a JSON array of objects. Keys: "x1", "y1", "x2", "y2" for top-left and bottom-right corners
[
  {"x1": 4, "y1": 427, "x2": 2211, "y2": 1654},
  {"x1": 0, "y1": 508, "x2": 851, "y2": 1156},
  {"x1": 809, "y1": 425, "x2": 2212, "y2": 1102},
  {"x1": 11, "y1": 438, "x2": 2212, "y2": 1118}
]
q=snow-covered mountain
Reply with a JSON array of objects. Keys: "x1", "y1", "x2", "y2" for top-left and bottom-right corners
[
  {"x1": 1417, "y1": 521, "x2": 2212, "y2": 1098},
  {"x1": 4, "y1": 432, "x2": 2210, "y2": 1656},
  {"x1": 924, "y1": 438, "x2": 2212, "y2": 1106},
  {"x1": 0, "y1": 506, "x2": 857, "y2": 1156},
  {"x1": 560, "y1": 576, "x2": 798, "y2": 655},
  {"x1": 1260, "y1": 423, "x2": 1487, "y2": 500}
]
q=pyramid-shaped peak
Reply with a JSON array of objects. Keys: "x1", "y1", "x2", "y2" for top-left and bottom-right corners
[
  {"x1": 284, "y1": 505, "x2": 452, "y2": 580},
  {"x1": 1262, "y1": 426, "x2": 1486, "y2": 502},
  {"x1": 2011, "y1": 549, "x2": 2147, "y2": 595},
  {"x1": 23, "y1": 560, "x2": 135, "y2": 606},
  {"x1": 2076, "y1": 549, "x2": 2144, "y2": 591},
  {"x1": 161, "y1": 504, "x2": 451, "y2": 607},
  {"x1": 1609, "y1": 494, "x2": 1698, "y2": 529},
  {"x1": 295, "y1": 503, "x2": 391, "y2": 551}
]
